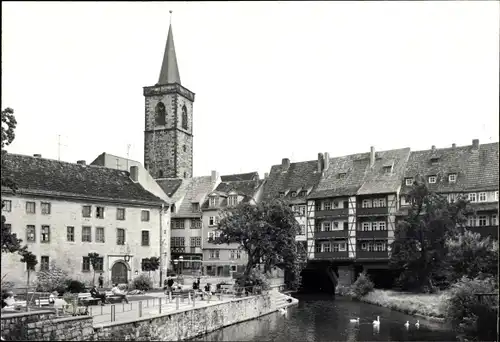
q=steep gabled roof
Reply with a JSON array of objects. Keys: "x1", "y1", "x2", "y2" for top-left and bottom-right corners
[
  {"x1": 262, "y1": 160, "x2": 322, "y2": 201},
  {"x1": 2, "y1": 154, "x2": 165, "y2": 206},
  {"x1": 156, "y1": 178, "x2": 184, "y2": 197},
  {"x1": 220, "y1": 172, "x2": 259, "y2": 182},
  {"x1": 171, "y1": 176, "x2": 218, "y2": 218},
  {"x1": 401, "y1": 142, "x2": 499, "y2": 194}
]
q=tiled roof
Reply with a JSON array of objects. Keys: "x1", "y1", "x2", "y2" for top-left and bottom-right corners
[
  {"x1": 401, "y1": 142, "x2": 499, "y2": 194},
  {"x1": 1, "y1": 154, "x2": 165, "y2": 206},
  {"x1": 220, "y1": 172, "x2": 259, "y2": 182},
  {"x1": 201, "y1": 180, "x2": 265, "y2": 210},
  {"x1": 262, "y1": 160, "x2": 322, "y2": 201},
  {"x1": 156, "y1": 179, "x2": 184, "y2": 197},
  {"x1": 171, "y1": 176, "x2": 218, "y2": 218}
]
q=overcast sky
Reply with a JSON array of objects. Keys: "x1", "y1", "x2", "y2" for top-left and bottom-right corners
[{"x1": 2, "y1": 1, "x2": 499, "y2": 178}]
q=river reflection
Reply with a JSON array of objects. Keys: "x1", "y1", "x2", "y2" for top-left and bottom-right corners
[{"x1": 190, "y1": 294, "x2": 458, "y2": 341}]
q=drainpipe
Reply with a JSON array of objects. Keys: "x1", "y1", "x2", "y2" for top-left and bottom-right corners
[{"x1": 159, "y1": 203, "x2": 164, "y2": 288}]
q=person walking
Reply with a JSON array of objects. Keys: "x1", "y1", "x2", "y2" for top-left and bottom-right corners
[{"x1": 98, "y1": 273, "x2": 104, "y2": 288}]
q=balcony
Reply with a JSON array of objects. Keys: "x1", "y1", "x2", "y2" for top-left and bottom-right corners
[
  {"x1": 356, "y1": 230, "x2": 389, "y2": 239},
  {"x1": 356, "y1": 207, "x2": 389, "y2": 217},
  {"x1": 315, "y1": 208, "x2": 349, "y2": 219},
  {"x1": 314, "y1": 230, "x2": 348, "y2": 239},
  {"x1": 356, "y1": 251, "x2": 389, "y2": 260},
  {"x1": 314, "y1": 251, "x2": 350, "y2": 260},
  {"x1": 466, "y1": 226, "x2": 498, "y2": 240}
]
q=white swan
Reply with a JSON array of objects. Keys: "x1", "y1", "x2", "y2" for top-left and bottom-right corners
[
  {"x1": 415, "y1": 320, "x2": 420, "y2": 329},
  {"x1": 372, "y1": 316, "x2": 380, "y2": 326},
  {"x1": 404, "y1": 321, "x2": 410, "y2": 328},
  {"x1": 349, "y1": 317, "x2": 360, "y2": 324},
  {"x1": 279, "y1": 308, "x2": 287, "y2": 315}
]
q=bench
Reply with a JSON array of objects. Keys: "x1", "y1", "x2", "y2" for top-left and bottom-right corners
[
  {"x1": 77, "y1": 293, "x2": 100, "y2": 306},
  {"x1": 35, "y1": 298, "x2": 51, "y2": 307}
]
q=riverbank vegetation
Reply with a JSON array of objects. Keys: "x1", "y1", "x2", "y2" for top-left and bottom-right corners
[{"x1": 343, "y1": 179, "x2": 498, "y2": 340}]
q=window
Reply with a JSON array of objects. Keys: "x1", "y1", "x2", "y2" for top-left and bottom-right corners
[
  {"x1": 96, "y1": 206, "x2": 105, "y2": 219},
  {"x1": 82, "y1": 205, "x2": 91, "y2": 218},
  {"x1": 116, "y1": 208, "x2": 126, "y2": 220},
  {"x1": 82, "y1": 257, "x2": 90, "y2": 272},
  {"x1": 362, "y1": 222, "x2": 371, "y2": 231},
  {"x1": 338, "y1": 173, "x2": 346, "y2": 179},
  {"x1": 26, "y1": 225, "x2": 36, "y2": 242},
  {"x1": 41, "y1": 256, "x2": 49, "y2": 271},
  {"x1": 332, "y1": 222, "x2": 342, "y2": 231},
  {"x1": 40, "y1": 225, "x2": 50, "y2": 243},
  {"x1": 209, "y1": 250, "x2": 220, "y2": 259},
  {"x1": 343, "y1": 222, "x2": 349, "y2": 230},
  {"x1": 2, "y1": 200, "x2": 11, "y2": 212},
  {"x1": 372, "y1": 222, "x2": 378, "y2": 231},
  {"x1": 41, "y1": 202, "x2": 51, "y2": 215},
  {"x1": 467, "y1": 216, "x2": 476, "y2": 227},
  {"x1": 478, "y1": 216, "x2": 488, "y2": 226},
  {"x1": 492, "y1": 214, "x2": 497, "y2": 226},
  {"x1": 116, "y1": 228, "x2": 125, "y2": 245},
  {"x1": 27, "y1": 256, "x2": 36, "y2": 271},
  {"x1": 332, "y1": 201, "x2": 339, "y2": 209},
  {"x1": 96, "y1": 227, "x2": 105, "y2": 243},
  {"x1": 373, "y1": 198, "x2": 386, "y2": 208},
  {"x1": 383, "y1": 166, "x2": 392, "y2": 173},
  {"x1": 323, "y1": 242, "x2": 331, "y2": 252},
  {"x1": 181, "y1": 105, "x2": 188, "y2": 130},
  {"x1": 190, "y1": 237, "x2": 201, "y2": 247},
  {"x1": 183, "y1": 145, "x2": 187, "y2": 152},
  {"x1": 291, "y1": 191, "x2": 297, "y2": 197},
  {"x1": 141, "y1": 210, "x2": 150, "y2": 221},
  {"x1": 315, "y1": 243, "x2": 322, "y2": 253},
  {"x1": 430, "y1": 157, "x2": 439, "y2": 165},
  {"x1": 191, "y1": 219, "x2": 202, "y2": 229},
  {"x1": 141, "y1": 231, "x2": 150, "y2": 246},
  {"x1": 94, "y1": 257, "x2": 104, "y2": 271},
  {"x1": 360, "y1": 243, "x2": 367, "y2": 251},
  {"x1": 323, "y1": 222, "x2": 331, "y2": 232},
  {"x1": 26, "y1": 201, "x2": 35, "y2": 214},
  {"x1": 478, "y1": 192, "x2": 487, "y2": 202},
  {"x1": 209, "y1": 196, "x2": 217, "y2": 208},
  {"x1": 374, "y1": 242, "x2": 386, "y2": 251},
  {"x1": 468, "y1": 193, "x2": 477, "y2": 203},
  {"x1": 299, "y1": 225, "x2": 306, "y2": 235},
  {"x1": 405, "y1": 178, "x2": 413, "y2": 186},
  {"x1": 332, "y1": 243, "x2": 339, "y2": 252},
  {"x1": 82, "y1": 226, "x2": 91, "y2": 242},
  {"x1": 401, "y1": 196, "x2": 409, "y2": 206},
  {"x1": 299, "y1": 191, "x2": 307, "y2": 197},
  {"x1": 362, "y1": 199, "x2": 372, "y2": 208},
  {"x1": 315, "y1": 222, "x2": 322, "y2": 232},
  {"x1": 67, "y1": 226, "x2": 74, "y2": 242},
  {"x1": 172, "y1": 219, "x2": 185, "y2": 229},
  {"x1": 230, "y1": 250, "x2": 236, "y2": 259},
  {"x1": 323, "y1": 201, "x2": 331, "y2": 210},
  {"x1": 315, "y1": 201, "x2": 321, "y2": 211},
  {"x1": 379, "y1": 221, "x2": 386, "y2": 231},
  {"x1": 209, "y1": 216, "x2": 218, "y2": 226},
  {"x1": 155, "y1": 101, "x2": 166, "y2": 126},
  {"x1": 236, "y1": 250, "x2": 241, "y2": 259},
  {"x1": 449, "y1": 174, "x2": 457, "y2": 183},
  {"x1": 171, "y1": 237, "x2": 185, "y2": 247},
  {"x1": 228, "y1": 195, "x2": 238, "y2": 206},
  {"x1": 298, "y1": 206, "x2": 306, "y2": 216},
  {"x1": 158, "y1": 170, "x2": 164, "y2": 178},
  {"x1": 428, "y1": 176, "x2": 437, "y2": 184},
  {"x1": 338, "y1": 243, "x2": 347, "y2": 252}
]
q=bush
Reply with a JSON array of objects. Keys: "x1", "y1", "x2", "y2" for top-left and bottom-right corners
[
  {"x1": 66, "y1": 280, "x2": 86, "y2": 293},
  {"x1": 349, "y1": 271, "x2": 374, "y2": 299},
  {"x1": 441, "y1": 276, "x2": 498, "y2": 341},
  {"x1": 130, "y1": 274, "x2": 153, "y2": 292},
  {"x1": 35, "y1": 265, "x2": 69, "y2": 293}
]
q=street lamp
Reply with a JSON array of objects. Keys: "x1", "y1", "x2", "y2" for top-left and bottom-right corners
[
  {"x1": 173, "y1": 259, "x2": 178, "y2": 275},
  {"x1": 179, "y1": 256, "x2": 184, "y2": 275},
  {"x1": 124, "y1": 253, "x2": 131, "y2": 262}
]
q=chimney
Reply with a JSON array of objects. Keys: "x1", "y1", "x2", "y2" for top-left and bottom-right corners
[
  {"x1": 211, "y1": 170, "x2": 219, "y2": 182},
  {"x1": 130, "y1": 166, "x2": 139, "y2": 182},
  {"x1": 264, "y1": 172, "x2": 269, "y2": 179},
  {"x1": 323, "y1": 152, "x2": 330, "y2": 171},
  {"x1": 370, "y1": 146, "x2": 376, "y2": 168},
  {"x1": 317, "y1": 153, "x2": 324, "y2": 172},
  {"x1": 472, "y1": 139, "x2": 479, "y2": 149},
  {"x1": 452, "y1": 143, "x2": 456, "y2": 148},
  {"x1": 33, "y1": 154, "x2": 41, "y2": 158},
  {"x1": 282, "y1": 158, "x2": 290, "y2": 170},
  {"x1": 77, "y1": 160, "x2": 86, "y2": 166},
  {"x1": 431, "y1": 145, "x2": 436, "y2": 151}
]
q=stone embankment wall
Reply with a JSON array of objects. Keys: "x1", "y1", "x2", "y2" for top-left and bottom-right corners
[
  {"x1": 94, "y1": 294, "x2": 276, "y2": 341},
  {"x1": 1, "y1": 310, "x2": 94, "y2": 341}
]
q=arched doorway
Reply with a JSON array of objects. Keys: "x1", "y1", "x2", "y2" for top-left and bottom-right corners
[{"x1": 111, "y1": 261, "x2": 129, "y2": 284}]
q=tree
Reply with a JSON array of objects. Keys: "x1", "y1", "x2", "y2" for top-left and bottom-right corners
[
  {"x1": 389, "y1": 177, "x2": 469, "y2": 292},
  {"x1": 445, "y1": 230, "x2": 498, "y2": 283},
  {"x1": 141, "y1": 257, "x2": 160, "y2": 279},
  {"x1": 214, "y1": 199, "x2": 300, "y2": 290},
  {"x1": 88, "y1": 252, "x2": 101, "y2": 285},
  {"x1": 19, "y1": 249, "x2": 38, "y2": 311}
]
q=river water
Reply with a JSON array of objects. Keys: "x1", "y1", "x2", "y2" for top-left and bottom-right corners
[{"x1": 191, "y1": 294, "x2": 458, "y2": 342}]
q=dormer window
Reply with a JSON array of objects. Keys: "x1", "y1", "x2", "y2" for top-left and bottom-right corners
[
  {"x1": 448, "y1": 174, "x2": 457, "y2": 183},
  {"x1": 299, "y1": 190, "x2": 307, "y2": 197},
  {"x1": 192, "y1": 203, "x2": 199, "y2": 212},
  {"x1": 428, "y1": 175, "x2": 437, "y2": 184},
  {"x1": 228, "y1": 195, "x2": 238, "y2": 206},
  {"x1": 291, "y1": 191, "x2": 297, "y2": 197},
  {"x1": 383, "y1": 166, "x2": 392, "y2": 174},
  {"x1": 430, "y1": 157, "x2": 440, "y2": 165},
  {"x1": 338, "y1": 173, "x2": 347, "y2": 180},
  {"x1": 405, "y1": 178, "x2": 414, "y2": 186},
  {"x1": 209, "y1": 196, "x2": 218, "y2": 208},
  {"x1": 279, "y1": 192, "x2": 285, "y2": 198}
]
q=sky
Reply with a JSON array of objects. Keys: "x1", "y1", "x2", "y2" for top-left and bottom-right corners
[{"x1": 2, "y1": 1, "x2": 499, "y2": 178}]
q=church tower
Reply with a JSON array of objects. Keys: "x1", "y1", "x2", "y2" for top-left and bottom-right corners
[{"x1": 143, "y1": 15, "x2": 195, "y2": 179}]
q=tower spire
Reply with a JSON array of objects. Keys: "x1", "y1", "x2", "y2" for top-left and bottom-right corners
[{"x1": 158, "y1": 10, "x2": 181, "y2": 85}]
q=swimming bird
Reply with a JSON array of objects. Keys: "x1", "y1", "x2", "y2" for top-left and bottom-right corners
[
  {"x1": 372, "y1": 316, "x2": 380, "y2": 326},
  {"x1": 415, "y1": 320, "x2": 420, "y2": 329},
  {"x1": 349, "y1": 318, "x2": 360, "y2": 324},
  {"x1": 404, "y1": 321, "x2": 410, "y2": 328}
]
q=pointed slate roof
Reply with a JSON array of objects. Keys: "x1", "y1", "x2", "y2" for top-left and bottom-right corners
[
  {"x1": 170, "y1": 176, "x2": 218, "y2": 218},
  {"x1": 158, "y1": 23, "x2": 181, "y2": 85},
  {"x1": 220, "y1": 172, "x2": 259, "y2": 182}
]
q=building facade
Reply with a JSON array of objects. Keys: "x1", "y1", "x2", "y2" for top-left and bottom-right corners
[
  {"x1": 201, "y1": 177, "x2": 265, "y2": 277},
  {"x1": 1, "y1": 154, "x2": 169, "y2": 287}
]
